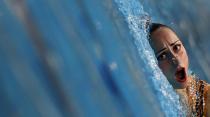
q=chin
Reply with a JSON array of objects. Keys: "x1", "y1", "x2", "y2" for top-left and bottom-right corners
[
  {"x1": 174, "y1": 85, "x2": 187, "y2": 89},
  {"x1": 173, "y1": 81, "x2": 188, "y2": 89}
]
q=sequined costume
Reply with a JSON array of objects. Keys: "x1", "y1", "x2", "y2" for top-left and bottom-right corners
[
  {"x1": 176, "y1": 75, "x2": 209, "y2": 117},
  {"x1": 187, "y1": 76, "x2": 208, "y2": 117}
]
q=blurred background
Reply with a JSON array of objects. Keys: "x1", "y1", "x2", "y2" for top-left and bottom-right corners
[{"x1": 1, "y1": 0, "x2": 210, "y2": 117}]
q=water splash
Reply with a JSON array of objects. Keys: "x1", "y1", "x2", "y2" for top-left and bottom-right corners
[{"x1": 114, "y1": 0, "x2": 186, "y2": 116}]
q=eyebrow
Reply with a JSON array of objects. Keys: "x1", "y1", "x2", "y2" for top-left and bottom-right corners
[{"x1": 155, "y1": 40, "x2": 180, "y2": 55}]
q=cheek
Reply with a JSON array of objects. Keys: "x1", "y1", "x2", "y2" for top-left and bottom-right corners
[
  {"x1": 184, "y1": 52, "x2": 189, "y2": 69},
  {"x1": 158, "y1": 61, "x2": 171, "y2": 74},
  {"x1": 180, "y1": 49, "x2": 189, "y2": 68}
]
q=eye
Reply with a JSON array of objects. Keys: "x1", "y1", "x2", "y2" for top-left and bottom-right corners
[
  {"x1": 173, "y1": 44, "x2": 181, "y2": 53},
  {"x1": 157, "y1": 52, "x2": 167, "y2": 61}
]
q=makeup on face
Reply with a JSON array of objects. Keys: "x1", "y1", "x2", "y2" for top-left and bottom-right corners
[{"x1": 150, "y1": 27, "x2": 189, "y2": 89}]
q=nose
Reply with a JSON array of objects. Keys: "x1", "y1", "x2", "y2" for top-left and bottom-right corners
[
  {"x1": 171, "y1": 57, "x2": 178, "y2": 65},
  {"x1": 169, "y1": 50, "x2": 179, "y2": 65}
]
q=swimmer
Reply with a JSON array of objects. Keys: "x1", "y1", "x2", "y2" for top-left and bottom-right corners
[{"x1": 148, "y1": 23, "x2": 210, "y2": 117}]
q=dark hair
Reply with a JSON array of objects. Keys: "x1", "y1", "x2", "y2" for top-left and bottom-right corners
[{"x1": 148, "y1": 23, "x2": 170, "y2": 39}]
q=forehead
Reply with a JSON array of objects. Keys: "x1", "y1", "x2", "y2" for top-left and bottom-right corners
[{"x1": 150, "y1": 27, "x2": 180, "y2": 53}]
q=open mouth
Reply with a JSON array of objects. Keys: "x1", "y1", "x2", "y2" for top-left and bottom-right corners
[{"x1": 175, "y1": 67, "x2": 187, "y2": 83}]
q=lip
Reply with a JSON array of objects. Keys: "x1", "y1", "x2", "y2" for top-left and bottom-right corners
[{"x1": 175, "y1": 66, "x2": 187, "y2": 83}]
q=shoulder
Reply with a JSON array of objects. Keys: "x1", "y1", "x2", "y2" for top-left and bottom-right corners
[
  {"x1": 207, "y1": 84, "x2": 210, "y2": 97},
  {"x1": 189, "y1": 76, "x2": 210, "y2": 116},
  {"x1": 206, "y1": 84, "x2": 210, "y2": 117},
  {"x1": 193, "y1": 79, "x2": 209, "y2": 116},
  {"x1": 207, "y1": 84, "x2": 210, "y2": 89}
]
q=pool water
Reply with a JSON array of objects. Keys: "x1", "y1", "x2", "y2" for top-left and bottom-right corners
[{"x1": 0, "y1": 0, "x2": 210, "y2": 116}]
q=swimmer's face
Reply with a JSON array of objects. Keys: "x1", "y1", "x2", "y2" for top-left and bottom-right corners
[{"x1": 150, "y1": 27, "x2": 189, "y2": 89}]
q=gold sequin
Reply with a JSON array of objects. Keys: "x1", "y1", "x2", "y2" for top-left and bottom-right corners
[{"x1": 186, "y1": 75, "x2": 208, "y2": 117}]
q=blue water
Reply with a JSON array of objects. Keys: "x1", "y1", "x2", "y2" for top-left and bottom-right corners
[
  {"x1": 1, "y1": 0, "x2": 210, "y2": 117},
  {"x1": 114, "y1": 0, "x2": 185, "y2": 116}
]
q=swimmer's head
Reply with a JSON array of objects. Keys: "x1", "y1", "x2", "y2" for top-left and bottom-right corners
[{"x1": 148, "y1": 23, "x2": 189, "y2": 89}]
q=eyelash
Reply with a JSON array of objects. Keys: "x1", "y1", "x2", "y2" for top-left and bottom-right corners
[
  {"x1": 157, "y1": 52, "x2": 167, "y2": 61},
  {"x1": 157, "y1": 44, "x2": 182, "y2": 61},
  {"x1": 173, "y1": 44, "x2": 181, "y2": 52}
]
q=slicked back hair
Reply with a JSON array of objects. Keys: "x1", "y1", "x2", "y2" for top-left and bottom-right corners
[{"x1": 148, "y1": 23, "x2": 170, "y2": 39}]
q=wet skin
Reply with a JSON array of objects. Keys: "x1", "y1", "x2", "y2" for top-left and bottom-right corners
[{"x1": 150, "y1": 27, "x2": 189, "y2": 89}]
